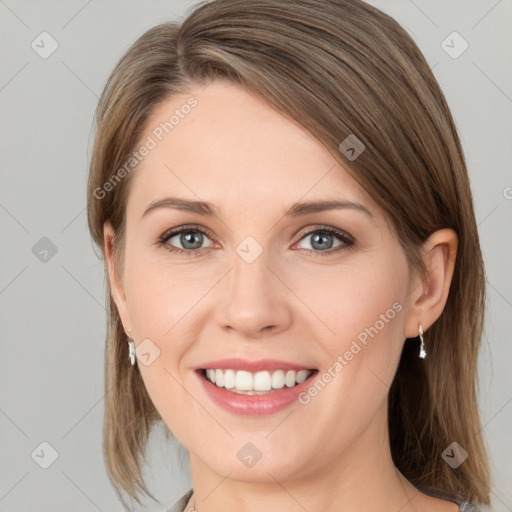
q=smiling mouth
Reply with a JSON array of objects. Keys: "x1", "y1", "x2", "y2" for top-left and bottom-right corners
[{"x1": 197, "y1": 368, "x2": 319, "y2": 395}]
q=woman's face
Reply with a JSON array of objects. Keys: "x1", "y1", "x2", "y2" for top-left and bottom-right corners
[{"x1": 107, "y1": 80, "x2": 419, "y2": 483}]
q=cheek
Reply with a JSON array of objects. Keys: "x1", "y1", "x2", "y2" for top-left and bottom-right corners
[
  {"x1": 310, "y1": 247, "x2": 409, "y2": 402},
  {"x1": 123, "y1": 247, "x2": 205, "y2": 342},
  {"x1": 294, "y1": 253, "x2": 408, "y2": 451},
  {"x1": 121, "y1": 251, "x2": 210, "y2": 424},
  {"x1": 302, "y1": 249, "x2": 408, "y2": 349},
  {"x1": 339, "y1": 269, "x2": 405, "y2": 348}
]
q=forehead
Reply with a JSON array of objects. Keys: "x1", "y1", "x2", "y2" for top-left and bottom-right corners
[{"x1": 126, "y1": 81, "x2": 378, "y2": 219}]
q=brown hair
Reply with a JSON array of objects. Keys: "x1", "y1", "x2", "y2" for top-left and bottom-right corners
[{"x1": 87, "y1": 0, "x2": 491, "y2": 508}]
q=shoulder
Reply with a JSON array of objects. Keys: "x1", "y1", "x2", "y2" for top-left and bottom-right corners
[
  {"x1": 459, "y1": 502, "x2": 480, "y2": 512},
  {"x1": 417, "y1": 484, "x2": 481, "y2": 512}
]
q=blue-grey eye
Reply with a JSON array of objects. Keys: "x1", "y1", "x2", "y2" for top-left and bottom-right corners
[
  {"x1": 297, "y1": 228, "x2": 351, "y2": 252},
  {"x1": 167, "y1": 229, "x2": 213, "y2": 251}
]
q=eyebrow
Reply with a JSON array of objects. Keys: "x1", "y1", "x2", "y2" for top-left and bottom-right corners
[{"x1": 141, "y1": 197, "x2": 374, "y2": 221}]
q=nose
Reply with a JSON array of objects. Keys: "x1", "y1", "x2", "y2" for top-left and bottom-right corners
[{"x1": 218, "y1": 246, "x2": 293, "y2": 338}]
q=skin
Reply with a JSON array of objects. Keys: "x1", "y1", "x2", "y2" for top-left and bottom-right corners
[{"x1": 104, "y1": 80, "x2": 459, "y2": 512}]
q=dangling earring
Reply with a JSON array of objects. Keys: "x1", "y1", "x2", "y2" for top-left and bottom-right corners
[
  {"x1": 418, "y1": 324, "x2": 427, "y2": 359},
  {"x1": 127, "y1": 336, "x2": 136, "y2": 366}
]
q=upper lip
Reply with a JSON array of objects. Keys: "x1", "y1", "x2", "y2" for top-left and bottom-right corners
[{"x1": 195, "y1": 358, "x2": 317, "y2": 373}]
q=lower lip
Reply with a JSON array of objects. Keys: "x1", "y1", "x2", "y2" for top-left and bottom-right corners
[{"x1": 195, "y1": 370, "x2": 318, "y2": 416}]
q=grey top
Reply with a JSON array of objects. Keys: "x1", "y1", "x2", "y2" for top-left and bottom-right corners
[
  {"x1": 164, "y1": 489, "x2": 193, "y2": 512},
  {"x1": 164, "y1": 487, "x2": 479, "y2": 512}
]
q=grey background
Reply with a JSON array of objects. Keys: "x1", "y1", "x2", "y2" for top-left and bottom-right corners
[{"x1": 0, "y1": 0, "x2": 511, "y2": 510}]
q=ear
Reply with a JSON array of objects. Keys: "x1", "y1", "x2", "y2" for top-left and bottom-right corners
[
  {"x1": 404, "y1": 228, "x2": 458, "y2": 338},
  {"x1": 103, "y1": 222, "x2": 133, "y2": 337}
]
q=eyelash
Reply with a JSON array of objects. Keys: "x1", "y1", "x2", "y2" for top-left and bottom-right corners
[{"x1": 155, "y1": 224, "x2": 355, "y2": 258}]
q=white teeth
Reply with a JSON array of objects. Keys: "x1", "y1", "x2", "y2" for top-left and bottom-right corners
[
  {"x1": 223, "y1": 369, "x2": 236, "y2": 389},
  {"x1": 271, "y1": 370, "x2": 285, "y2": 389},
  {"x1": 285, "y1": 370, "x2": 296, "y2": 387},
  {"x1": 235, "y1": 370, "x2": 253, "y2": 390},
  {"x1": 296, "y1": 370, "x2": 310, "y2": 383},
  {"x1": 253, "y1": 371, "x2": 272, "y2": 391},
  {"x1": 203, "y1": 368, "x2": 313, "y2": 392}
]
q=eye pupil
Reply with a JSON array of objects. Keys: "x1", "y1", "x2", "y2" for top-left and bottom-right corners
[
  {"x1": 181, "y1": 231, "x2": 203, "y2": 249},
  {"x1": 311, "y1": 232, "x2": 333, "y2": 250}
]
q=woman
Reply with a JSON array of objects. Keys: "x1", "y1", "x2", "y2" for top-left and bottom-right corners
[{"x1": 86, "y1": 0, "x2": 491, "y2": 510}]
